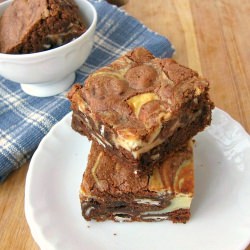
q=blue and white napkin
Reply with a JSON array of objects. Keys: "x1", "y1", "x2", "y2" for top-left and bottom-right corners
[{"x1": 0, "y1": 0, "x2": 174, "y2": 181}]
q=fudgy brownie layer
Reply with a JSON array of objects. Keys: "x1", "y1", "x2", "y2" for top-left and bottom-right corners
[
  {"x1": 81, "y1": 199, "x2": 191, "y2": 223},
  {"x1": 80, "y1": 141, "x2": 194, "y2": 223},
  {"x1": 68, "y1": 47, "x2": 214, "y2": 171},
  {"x1": 0, "y1": 0, "x2": 86, "y2": 54}
]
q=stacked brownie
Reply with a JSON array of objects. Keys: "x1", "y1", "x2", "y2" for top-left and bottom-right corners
[{"x1": 68, "y1": 47, "x2": 214, "y2": 223}]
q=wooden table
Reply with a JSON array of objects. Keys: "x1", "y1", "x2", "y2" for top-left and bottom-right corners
[{"x1": 0, "y1": 0, "x2": 249, "y2": 249}]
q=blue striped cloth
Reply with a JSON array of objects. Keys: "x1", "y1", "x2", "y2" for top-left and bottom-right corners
[{"x1": 0, "y1": 0, "x2": 174, "y2": 181}]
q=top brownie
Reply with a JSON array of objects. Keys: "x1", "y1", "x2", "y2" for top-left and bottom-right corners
[
  {"x1": 0, "y1": 0, "x2": 86, "y2": 54},
  {"x1": 68, "y1": 47, "x2": 214, "y2": 171}
]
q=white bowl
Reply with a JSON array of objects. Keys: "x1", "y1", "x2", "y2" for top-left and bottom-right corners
[{"x1": 0, "y1": 0, "x2": 97, "y2": 97}]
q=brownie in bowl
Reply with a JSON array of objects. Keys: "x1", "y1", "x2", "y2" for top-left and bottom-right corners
[{"x1": 0, "y1": 0, "x2": 86, "y2": 54}]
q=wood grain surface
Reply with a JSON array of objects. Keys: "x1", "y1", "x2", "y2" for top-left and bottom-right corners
[{"x1": 0, "y1": 0, "x2": 249, "y2": 249}]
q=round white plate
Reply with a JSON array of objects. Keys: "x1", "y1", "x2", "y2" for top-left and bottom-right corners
[{"x1": 25, "y1": 108, "x2": 250, "y2": 250}]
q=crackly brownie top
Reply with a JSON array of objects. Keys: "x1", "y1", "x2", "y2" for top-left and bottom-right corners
[
  {"x1": 0, "y1": 0, "x2": 86, "y2": 53},
  {"x1": 69, "y1": 47, "x2": 211, "y2": 140},
  {"x1": 80, "y1": 141, "x2": 194, "y2": 198}
]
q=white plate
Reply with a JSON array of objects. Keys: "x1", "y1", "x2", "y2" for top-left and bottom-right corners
[{"x1": 25, "y1": 108, "x2": 250, "y2": 250}]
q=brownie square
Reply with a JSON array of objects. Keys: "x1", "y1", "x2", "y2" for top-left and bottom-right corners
[
  {"x1": 80, "y1": 141, "x2": 194, "y2": 223},
  {"x1": 0, "y1": 0, "x2": 86, "y2": 54},
  {"x1": 68, "y1": 47, "x2": 214, "y2": 172}
]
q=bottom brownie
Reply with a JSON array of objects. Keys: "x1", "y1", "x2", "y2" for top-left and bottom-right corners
[{"x1": 80, "y1": 141, "x2": 194, "y2": 223}]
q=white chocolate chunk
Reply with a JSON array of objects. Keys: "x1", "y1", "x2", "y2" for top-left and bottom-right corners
[
  {"x1": 134, "y1": 198, "x2": 161, "y2": 206},
  {"x1": 100, "y1": 125, "x2": 105, "y2": 136},
  {"x1": 142, "y1": 195, "x2": 192, "y2": 215},
  {"x1": 85, "y1": 207, "x2": 95, "y2": 217},
  {"x1": 114, "y1": 216, "x2": 132, "y2": 222},
  {"x1": 142, "y1": 216, "x2": 169, "y2": 221}
]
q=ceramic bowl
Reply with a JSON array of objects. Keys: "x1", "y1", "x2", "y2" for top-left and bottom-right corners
[{"x1": 0, "y1": 0, "x2": 97, "y2": 97}]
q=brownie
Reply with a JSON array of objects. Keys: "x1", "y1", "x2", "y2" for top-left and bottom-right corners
[
  {"x1": 68, "y1": 47, "x2": 214, "y2": 172},
  {"x1": 0, "y1": 0, "x2": 86, "y2": 54},
  {"x1": 80, "y1": 140, "x2": 194, "y2": 223}
]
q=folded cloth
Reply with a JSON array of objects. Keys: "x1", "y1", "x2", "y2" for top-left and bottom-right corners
[{"x1": 0, "y1": 0, "x2": 174, "y2": 182}]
